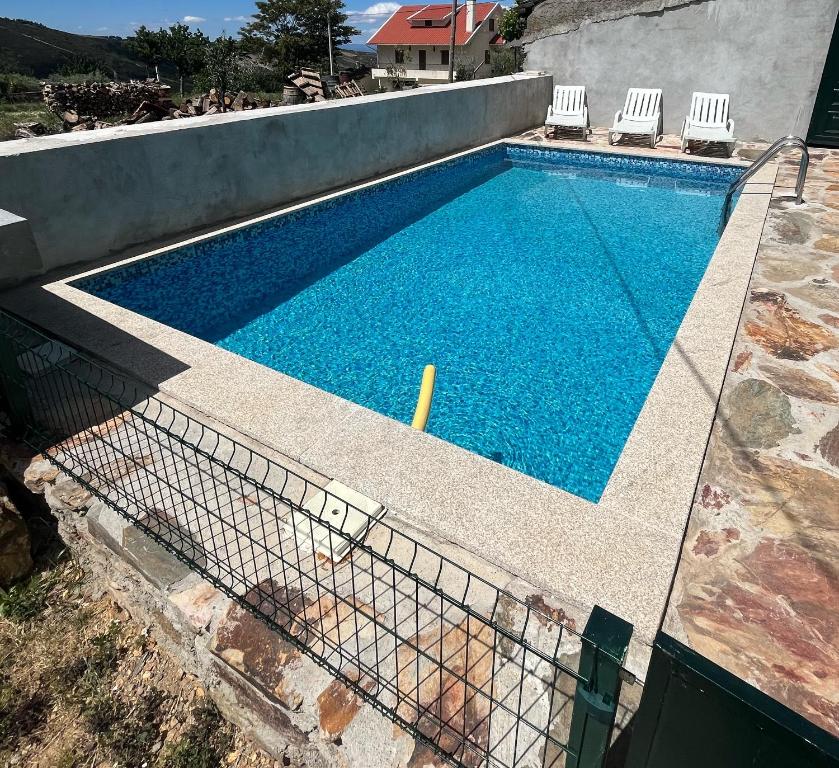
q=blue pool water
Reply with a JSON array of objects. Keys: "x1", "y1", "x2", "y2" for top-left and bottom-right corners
[{"x1": 78, "y1": 145, "x2": 741, "y2": 502}]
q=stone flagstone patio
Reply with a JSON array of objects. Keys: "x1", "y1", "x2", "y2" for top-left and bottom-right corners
[
  {"x1": 663, "y1": 147, "x2": 839, "y2": 738},
  {"x1": 514, "y1": 125, "x2": 838, "y2": 738}
]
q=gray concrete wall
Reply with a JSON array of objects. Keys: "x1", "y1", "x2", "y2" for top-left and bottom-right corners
[
  {"x1": 524, "y1": 0, "x2": 838, "y2": 141},
  {"x1": 0, "y1": 210, "x2": 42, "y2": 287},
  {"x1": 0, "y1": 74, "x2": 551, "y2": 274}
]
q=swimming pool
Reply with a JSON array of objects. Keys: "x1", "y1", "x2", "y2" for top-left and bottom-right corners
[{"x1": 77, "y1": 144, "x2": 742, "y2": 502}]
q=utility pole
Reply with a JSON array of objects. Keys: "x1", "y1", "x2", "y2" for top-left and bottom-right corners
[
  {"x1": 447, "y1": 0, "x2": 457, "y2": 82},
  {"x1": 327, "y1": 5, "x2": 334, "y2": 76}
]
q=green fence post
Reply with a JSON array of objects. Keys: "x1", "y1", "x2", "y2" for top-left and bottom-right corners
[
  {"x1": 566, "y1": 604, "x2": 634, "y2": 768},
  {"x1": 0, "y1": 334, "x2": 31, "y2": 439}
]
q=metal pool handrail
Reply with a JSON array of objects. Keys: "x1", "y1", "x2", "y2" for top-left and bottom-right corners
[{"x1": 719, "y1": 134, "x2": 809, "y2": 232}]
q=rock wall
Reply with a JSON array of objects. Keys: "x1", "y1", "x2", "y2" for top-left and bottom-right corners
[
  {"x1": 523, "y1": 0, "x2": 839, "y2": 140},
  {"x1": 0, "y1": 477, "x2": 32, "y2": 587},
  {"x1": 0, "y1": 435, "x2": 644, "y2": 766},
  {"x1": 5, "y1": 441, "x2": 415, "y2": 766}
]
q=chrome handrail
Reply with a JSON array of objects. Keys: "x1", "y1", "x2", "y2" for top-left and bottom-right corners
[{"x1": 719, "y1": 134, "x2": 809, "y2": 232}]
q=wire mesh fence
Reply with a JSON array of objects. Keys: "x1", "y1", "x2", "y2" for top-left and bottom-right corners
[{"x1": 0, "y1": 309, "x2": 627, "y2": 768}]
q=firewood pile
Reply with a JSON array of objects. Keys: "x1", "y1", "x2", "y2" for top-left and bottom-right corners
[
  {"x1": 159, "y1": 88, "x2": 279, "y2": 120},
  {"x1": 13, "y1": 122, "x2": 49, "y2": 139},
  {"x1": 40, "y1": 79, "x2": 282, "y2": 133},
  {"x1": 119, "y1": 88, "x2": 279, "y2": 127},
  {"x1": 43, "y1": 80, "x2": 169, "y2": 123},
  {"x1": 24, "y1": 72, "x2": 362, "y2": 138}
]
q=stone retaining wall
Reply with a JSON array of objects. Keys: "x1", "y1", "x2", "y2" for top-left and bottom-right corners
[
  {"x1": 4, "y1": 438, "x2": 417, "y2": 766},
  {"x1": 0, "y1": 433, "x2": 643, "y2": 766}
]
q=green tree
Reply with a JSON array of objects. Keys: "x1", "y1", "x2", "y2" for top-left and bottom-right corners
[
  {"x1": 203, "y1": 36, "x2": 240, "y2": 112},
  {"x1": 241, "y1": 0, "x2": 360, "y2": 77},
  {"x1": 498, "y1": 6, "x2": 526, "y2": 43},
  {"x1": 127, "y1": 26, "x2": 166, "y2": 80},
  {"x1": 165, "y1": 23, "x2": 210, "y2": 96}
]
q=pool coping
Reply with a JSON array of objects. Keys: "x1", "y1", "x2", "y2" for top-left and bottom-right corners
[{"x1": 0, "y1": 140, "x2": 776, "y2": 644}]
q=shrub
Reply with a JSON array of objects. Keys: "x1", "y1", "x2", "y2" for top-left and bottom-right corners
[
  {"x1": 0, "y1": 72, "x2": 41, "y2": 99},
  {"x1": 490, "y1": 48, "x2": 517, "y2": 77}
]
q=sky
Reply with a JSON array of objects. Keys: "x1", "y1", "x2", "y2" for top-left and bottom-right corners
[{"x1": 0, "y1": 0, "x2": 402, "y2": 46}]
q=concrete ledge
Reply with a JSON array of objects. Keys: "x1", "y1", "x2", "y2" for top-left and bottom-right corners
[
  {"x1": 0, "y1": 209, "x2": 42, "y2": 287},
  {"x1": 0, "y1": 74, "x2": 552, "y2": 274}
]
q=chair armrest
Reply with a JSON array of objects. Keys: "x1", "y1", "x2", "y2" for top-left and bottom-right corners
[
  {"x1": 681, "y1": 117, "x2": 690, "y2": 136},
  {"x1": 613, "y1": 109, "x2": 623, "y2": 126},
  {"x1": 547, "y1": 105, "x2": 554, "y2": 117},
  {"x1": 583, "y1": 106, "x2": 589, "y2": 126},
  {"x1": 727, "y1": 117, "x2": 735, "y2": 135}
]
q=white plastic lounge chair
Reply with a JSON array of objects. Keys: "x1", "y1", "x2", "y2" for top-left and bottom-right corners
[
  {"x1": 545, "y1": 85, "x2": 589, "y2": 139},
  {"x1": 609, "y1": 88, "x2": 662, "y2": 148},
  {"x1": 681, "y1": 92, "x2": 736, "y2": 156}
]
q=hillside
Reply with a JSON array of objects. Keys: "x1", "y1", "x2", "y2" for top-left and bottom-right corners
[
  {"x1": 0, "y1": 18, "x2": 153, "y2": 80},
  {"x1": 0, "y1": 17, "x2": 376, "y2": 82}
]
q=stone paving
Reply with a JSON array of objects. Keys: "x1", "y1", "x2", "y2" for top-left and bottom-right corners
[
  {"x1": 663, "y1": 148, "x2": 839, "y2": 738},
  {"x1": 513, "y1": 126, "x2": 839, "y2": 738}
]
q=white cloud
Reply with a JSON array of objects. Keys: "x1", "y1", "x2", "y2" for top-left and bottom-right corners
[
  {"x1": 347, "y1": 2, "x2": 399, "y2": 28},
  {"x1": 224, "y1": 15, "x2": 250, "y2": 22},
  {"x1": 359, "y1": 2, "x2": 400, "y2": 16},
  {"x1": 183, "y1": 15, "x2": 206, "y2": 23}
]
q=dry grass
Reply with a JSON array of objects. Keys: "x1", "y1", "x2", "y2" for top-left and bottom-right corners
[
  {"x1": 0, "y1": 101, "x2": 61, "y2": 142},
  {"x1": 0, "y1": 530, "x2": 282, "y2": 767}
]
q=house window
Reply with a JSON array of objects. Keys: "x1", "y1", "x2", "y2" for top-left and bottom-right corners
[
  {"x1": 489, "y1": 18, "x2": 495, "y2": 31},
  {"x1": 395, "y1": 48, "x2": 404, "y2": 64},
  {"x1": 484, "y1": 49, "x2": 491, "y2": 65},
  {"x1": 424, "y1": 19, "x2": 432, "y2": 26},
  {"x1": 441, "y1": 49, "x2": 449, "y2": 65}
]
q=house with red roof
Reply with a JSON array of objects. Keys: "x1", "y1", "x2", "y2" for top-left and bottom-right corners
[{"x1": 368, "y1": 2, "x2": 504, "y2": 87}]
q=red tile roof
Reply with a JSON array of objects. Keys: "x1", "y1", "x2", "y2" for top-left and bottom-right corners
[
  {"x1": 367, "y1": 3, "x2": 499, "y2": 46},
  {"x1": 408, "y1": 6, "x2": 453, "y2": 20}
]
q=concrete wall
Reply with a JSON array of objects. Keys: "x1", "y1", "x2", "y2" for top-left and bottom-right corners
[
  {"x1": 0, "y1": 74, "x2": 551, "y2": 275},
  {"x1": 0, "y1": 210, "x2": 42, "y2": 287},
  {"x1": 524, "y1": 0, "x2": 838, "y2": 140}
]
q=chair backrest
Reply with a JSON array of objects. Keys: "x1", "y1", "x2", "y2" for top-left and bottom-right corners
[
  {"x1": 623, "y1": 88, "x2": 661, "y2": 119},
  {"x1": 689, "y1": 92, "x2": 730, "y2": 127},
  {"x1": 552, "y1": 85, "x2": 586, "y2": 116}
]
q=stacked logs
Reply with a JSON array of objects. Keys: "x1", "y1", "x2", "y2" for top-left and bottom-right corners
[
  {"x1": 122, "y1": 88, "x2": 280, "y2": 126},
  {"x1": 43, "y1": 80, "x2": 169, "y2": 128},
  {"x1": 42, "y1": 80, "x2": 283, "y2": 132},
  {"x1": 13, "y1": 122, "x2": 49, "y2": 139}
]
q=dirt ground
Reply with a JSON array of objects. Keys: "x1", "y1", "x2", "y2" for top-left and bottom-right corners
[{"x1": 0, "y1": 505, "x2": 284, "y2": 768}]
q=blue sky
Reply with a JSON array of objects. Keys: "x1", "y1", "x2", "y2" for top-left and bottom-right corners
[{"x1": 1, "y1": 1, "x2": 400, "y2": 45}]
